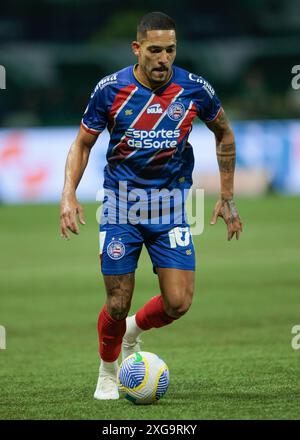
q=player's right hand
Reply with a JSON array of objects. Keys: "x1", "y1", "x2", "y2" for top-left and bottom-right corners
[{"x1": 60, "y1": 194, "x2": 85, "y2": 239}]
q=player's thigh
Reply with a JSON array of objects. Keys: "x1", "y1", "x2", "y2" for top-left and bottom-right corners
[
  {"x1": 156, "y1": 267, "x2": 194, "y2": 317},
  {"x1": 99, "y1": 223, "x2": 143, "y2": 276}
]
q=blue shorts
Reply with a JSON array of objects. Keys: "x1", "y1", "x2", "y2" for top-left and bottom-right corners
[{"x1": 99, "y1": 223, "x2": 195, "y2": 275}]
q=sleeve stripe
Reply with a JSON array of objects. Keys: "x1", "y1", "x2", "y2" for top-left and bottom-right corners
[{"x1": 81, "y1": 121, "x2": 101, "y2": 135}]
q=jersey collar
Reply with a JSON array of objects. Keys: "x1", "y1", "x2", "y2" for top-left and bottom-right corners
[{"x1": 132, "y1": 64, "x2": 174, "y2": 93}]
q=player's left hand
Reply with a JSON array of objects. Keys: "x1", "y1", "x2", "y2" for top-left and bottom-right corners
[{"x1": 210, "y1": 198, "x2": 243, "y2": 240}]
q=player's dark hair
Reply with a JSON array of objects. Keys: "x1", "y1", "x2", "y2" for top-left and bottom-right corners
[{"x1": 137, "y1": 12, "x2": 176, "y2": 40}]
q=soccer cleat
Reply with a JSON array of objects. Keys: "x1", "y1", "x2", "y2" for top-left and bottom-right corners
[
  {"x1": 94, "y1": 373, "x2": 119, "y2": 400},
  {"x1": 122, "y1": 334, "x2": 142, "y2": 361},
  {"x1": 94, "y1": 363, "x2": 119, "y2": 400}
]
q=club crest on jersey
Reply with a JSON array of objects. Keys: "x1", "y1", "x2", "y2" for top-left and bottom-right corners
[
  {"x1": 107, "y1": 240, "x2": 126, "y2": 260},
  {"x1": 167, "y1": 102, "x2": 185, "y2": 121},
  {"x1": 147, "y1": 103, "x2": 163, "y2": 114}
]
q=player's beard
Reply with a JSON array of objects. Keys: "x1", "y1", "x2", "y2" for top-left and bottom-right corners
[{"x1": 150, "y1": 67, "x2": 170, "y2": 84}]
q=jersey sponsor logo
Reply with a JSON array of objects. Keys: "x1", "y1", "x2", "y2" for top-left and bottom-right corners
[
  {"x1": 167, "y1": 102, "x2": 185, "y2": 121},
  {"x1": 147, "y1": 103, "x2": 163, "y2": 114},
  {"x1": 125, "y1": 128, "x2": 180, "y2": 149},
  {"x1": 107, "y1": 240, "x2": 126, "y2": 260},
  {"x1": 188, "y1": 73, "x2": 215, "y2": 98},
  {"x1": 91, "y1": 74, "x2": 118, "y2": 97}
]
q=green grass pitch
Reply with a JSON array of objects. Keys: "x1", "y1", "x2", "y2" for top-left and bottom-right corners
[{"x1": 0, "y1": 196, "x2": 300, "y2": 419}]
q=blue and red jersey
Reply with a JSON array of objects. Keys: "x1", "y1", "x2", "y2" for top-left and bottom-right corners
[{"x1": 81, "y1": 64, "x2": 222, "y2": 192}]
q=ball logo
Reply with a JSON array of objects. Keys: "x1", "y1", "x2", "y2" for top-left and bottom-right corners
[
  {"x1": 107, "y1": 240, "x2": 125, "y2": 260},
  {"x1": 167, "y1": 102, "x2": 185, "y2": 121}
]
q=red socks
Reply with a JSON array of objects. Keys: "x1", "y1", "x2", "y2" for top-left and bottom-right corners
[
  {"x1": 97, "y1": 295, "x2": 175, "y2": 362},
  {"x1": 97, "y1": 305, "x2": 126, "y2": 362},
  {"x1": 136, "y1": 295, "x2": 175, "y2": 331}
]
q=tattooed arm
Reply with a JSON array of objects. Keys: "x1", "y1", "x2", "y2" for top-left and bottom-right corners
[
  {"x1": 60, "y1": 125, "x2": 98, "y2": 239},
  {"x1": 206, "y1": 109, "x2": 243, "y2": 240}
]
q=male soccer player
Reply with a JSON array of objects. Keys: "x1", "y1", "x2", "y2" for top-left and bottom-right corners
[{"x1": 60, "y1": 12, "x2": 242, "y2": 400}]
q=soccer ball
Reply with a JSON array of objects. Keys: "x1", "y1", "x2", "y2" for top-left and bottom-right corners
[{"x1": 117, "y1": 351, "x2": 170, "y2": 405}]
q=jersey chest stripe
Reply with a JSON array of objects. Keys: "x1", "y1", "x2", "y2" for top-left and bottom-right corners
[
  {"x1": 147, "y1": 148, "x2": 177, "y2": 166},
  {"x1": 109, "y1": 84, "x2": 183, "y2": 165},
  {"x1": 151, "y1": 87, "x2": 184, "y2": 130},
  {"x1": 129, "y1": 94, "x2": 156, "y2": 128},
  {"x1": 176, "y1": 102, "x2": 198, "y2": 144},
  {"x1": 134, "y1": 85, "x2": 184, "y2": 167},
  {"x1": 133, "y1": 83, "x2": 183, "y2": 131},
  {"x1": 108, "y1": 84, "x2": 138, "y2": 132},
  {"x1": 111, "y1": 94, "x2": 155, "y2": 154},
  {"x1": 175, "y1": 101, "x2": 195, "y2": 129},
  {"x1": 108, "y1": 94, "x2": 156, "y2": 165},
  {"x1": 144, "y1": 98, "x2": 193, "y2": 167}
]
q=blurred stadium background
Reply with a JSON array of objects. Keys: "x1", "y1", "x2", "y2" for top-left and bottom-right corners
[
  {"x1": 0, "y1": 0, "x2": 300, "y2": 420},
  {"x1": 1, "y1": 0, "x2": 300, "y2": 200}
]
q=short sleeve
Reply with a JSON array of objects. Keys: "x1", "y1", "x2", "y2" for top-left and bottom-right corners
[
  {"x1": 193, "y1": 77, "x2": 222, "y2": 123},
  {"x1": 81, "y1": 83, "x2": 108, "y2": 134}
]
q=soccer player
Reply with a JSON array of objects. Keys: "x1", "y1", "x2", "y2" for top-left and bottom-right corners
[{"x1": 60, "y1": 12, "x2": 243, "y2": 400}]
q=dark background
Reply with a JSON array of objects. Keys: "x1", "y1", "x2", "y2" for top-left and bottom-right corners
[{"x1": 0, "y1": 0, "x2": 299, "y2": 127}]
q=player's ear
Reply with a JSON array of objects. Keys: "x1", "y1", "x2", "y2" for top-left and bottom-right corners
[{"x1": 131, "y1": 41, "x2": 140, "y2": 57}]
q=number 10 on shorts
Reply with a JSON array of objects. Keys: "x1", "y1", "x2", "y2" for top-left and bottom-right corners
[{"x1": 168, "y1": 227, "x2": 191, "y2": 248}]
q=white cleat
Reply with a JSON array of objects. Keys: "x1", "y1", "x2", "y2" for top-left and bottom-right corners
[
  {"x1": 94, "y1": 373, "x2": 119, "y2": 400},
  {"x1": 94, "y1": 367, "x2": 120, "y2": 400}
]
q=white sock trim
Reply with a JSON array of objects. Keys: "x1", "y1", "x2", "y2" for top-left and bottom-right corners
[
  {"x1": 100, "y1": 359, "x2": 118, "y2": 373},
  {"x1": 125, "y1": 315, "x2": 143, "y2": 340}
]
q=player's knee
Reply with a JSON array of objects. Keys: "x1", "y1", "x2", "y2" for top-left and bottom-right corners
[
  {"x1": 167, "y1": 300, "x2": 191, "y2": 318},
  {"x1": 164, "y1": 287, "x2": 193, "y2": 319},
  {"x1": 107, "y1": 297, "x2": 131, "y2": 321}
]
